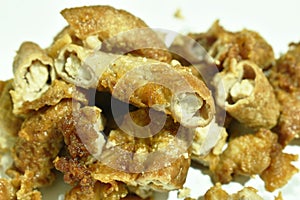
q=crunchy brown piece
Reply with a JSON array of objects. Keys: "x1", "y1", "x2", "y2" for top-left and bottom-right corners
[
  {"x1": 61, "y1": 6, "x2": 171, "y2": 62},
  {"x1": 18, "y1": 79, "x2": 88, "y2": 115},
  {"x1": 15, "y1": 171, "x2": 42, "y2": 200},
  {"x1": 211, "y1": 129, "x2": 277, "y2": 183},
  {"x1": 11, "y1": 100, "x2": 75, "y2": 188},
  {"x1": 202, "y1": 184, "x2": 264, "y2": 200},
  {"x1": 260, "y1": 142, "x2": 299, "y2": 192},
  {"x1": 269, "y1": 43, "x2": 300, "y2": 145},
  {"x1": 189, "y1": 21, "x2": 274, "y2": 69},
  {"x1": 55, "y1": 49, "x2": 215, "y2": 128},
  {"x1": 0, "y1": 178, "x2": 16, "y2": 200},
  {"x1": 0, "y1": 80, "x2": 23, "y2": 151},
  {"x1": 269, "y1": 42, "x2": 300, "y2": 93},
  {"x1": 65, "y1": 181, "x2": 128, "y2": 200},
  {"x1": 212, "y1": 60, "x2": 280, "y2": 129},
  {"x1": 10, "y1": 42, "x2": 55, "y2": 115}
]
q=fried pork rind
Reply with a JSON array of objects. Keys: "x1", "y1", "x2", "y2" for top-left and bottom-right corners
[
  {"x1": 269, "y1": 43, "x2": 300, "y2": 145},
  {"x1": 55, "y1": 108, "x2": 191, "y2": 199},
  {"x1": 260, "y1": 142, "x2": 299, "y2": 192},
  {"x1": 212, "y1": 60, "x2": 280, "y2": 129},
  {"x1": 201, "y1": 184, "x2": 267, "y2": 200},
  {"x1": 10, "y1": 42, "x2": 56, "y2": 115},
  {"x1": 0, "y1": 80, "x2": 23, "y2": 151},
  {"x1": 61, "y1": 6, "x2": 171, "y2": 62},
  {"x1": 0, "y1": 178, "x2": 16, "y2": 200},
  {"x1": 188, "y1": 21, "x2": 275, "y2": 70},
  {"x1": 55, "y1": 48, "x2": 215, "y2": 128},
  {"x1": 10, "y1": 100, "x2": 76, "y2": 188},
  {"x1": 211, "y1": 129, "x2": 298, "y2": 192}
]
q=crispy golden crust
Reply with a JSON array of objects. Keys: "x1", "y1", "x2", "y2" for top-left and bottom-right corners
[
  {"x1": 0, "y1": 80, "x2": 23, "y2": 151},
  {"x1": 202, "y1": 184, "x2": 265, "y2": 200},
  {"x1": 213, "y1": 60, "x2": 280, "y2": 129},
  {"x1": 17, "y1": 79, "x2": 88, "y2": 115},
  {"x1": 61, "y1": 6, "x2": 171, "y2": 62},
  {"x1": 269, "y1": 43, "x2": 300, "y2": 145},
  {"x1": 10, "y1": 42, "x2": 56, "y2": 115},
  {"x1": 211, "y1": 129, "x2": 277, "y2": 183},
  {"x1": 189, "y1": 21, "x2": 274, "y2": 69},
  {"x1": 260, "y1": 142, "x2": 299, "y2": 192},
  {"x1": 11, "y1": 100, "x2": 75, "y2": 188},
  {"x1": 0, "y1": 178, "x2": 16, "y2": 200}
]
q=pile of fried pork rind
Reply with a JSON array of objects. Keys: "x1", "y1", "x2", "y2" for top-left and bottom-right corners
[{"x1": 0, "y1": 5, "x2": 299, "y2": 200}]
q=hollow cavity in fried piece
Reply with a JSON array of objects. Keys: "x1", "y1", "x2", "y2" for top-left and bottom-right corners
[
  {"x1": 10, "y1": 42, "x2": 56, "y2": 115},
  {"x1": 189, "y1": 21, "x2": 274, "y2": 70},
  {"x1": 55, "y1": 48, "x2": 215, "y2": 128},
  {"x1": 11, "y1": 100, "x2": 76, "y2": 188},
  {"x1": 212, "y1": 60, "x2": 280, "y2": 129},
  {"x1": 61, "y1": 6, "x2": 171, "y2": 62},
  {"x1": 260, "y1": 142, "x2": 299, "y2": 192},
  {"x1": 16, "y1": 79, "x2": 88, "y2": 115},
  {"x1": 0, "y1": 80, "x2": 23, "y2": 151}
]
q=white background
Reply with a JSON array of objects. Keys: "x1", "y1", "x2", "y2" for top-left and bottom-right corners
[{"x1": 0, "y1": 0, "x2": 299, "y2": 199}]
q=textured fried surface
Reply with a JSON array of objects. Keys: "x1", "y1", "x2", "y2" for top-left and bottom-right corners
[
  {"x1": 61, "y1": 6, "x2": 171, "y2": 62},
  {"x1": 0, "y1": 80, "x2": 23, "y2": 151},
  {"x1": 189, "y1": 21, "x2": 274, "y2": 69},
  {"x1": 0, "y1": 178, "x2": 16, "y2": 200},
  {"x1": 269, "y1": 43, "x2": 300, "y2": 145},
  {"x1": 202, "y1": 184, "x2": 264, "y2": 200},
  {"x1": 260, "y1": 142, "x2": 298, "y2": 192},
  {"x1": 11, "y1": 100, "x2": 74, "y2": 188}
]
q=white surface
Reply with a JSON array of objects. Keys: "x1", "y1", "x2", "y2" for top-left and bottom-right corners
[{"x1": 1, "y1": 0, "x2": 299, "y2": 199}]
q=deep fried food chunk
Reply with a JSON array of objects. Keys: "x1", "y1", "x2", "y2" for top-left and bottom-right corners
[
  {"x1": 10, "y1": 42, "x2": 55, "y2": 115},
  {"x1": 11, "y1": 100, "x2": 75, "y2": 188},
  {"x1": 211, "y1": 129, "x2": 276, "y2": 183},
  {"x1": 260, "y1": 142, "x2": 298, "y2": 192},
  {"x1": 189, "y1": 21, "x2": 274, "y2": 69},
  {"x1": 269, "y1": 43, "x2": 300, "y2": 145},
  {"x1": 0, "y1": 178, "x2": 16, "y2": 200},
  {"x1": 212, "y1": 60, "x2": 280, "y2": 129},
  {"x1": 61, "y1": 6, "x2": 171, "y2": 62}
]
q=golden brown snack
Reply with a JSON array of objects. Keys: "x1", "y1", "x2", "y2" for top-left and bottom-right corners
[
  {"x1": 260, "y1": 142, "x2": 298, "y2": 192},
  {"x1": 211, "y1": 129, "x2": 298, "y2": 192},
  {"x1": 0, "y1": 178, "x2": 16, "y2": 200},
  {"x1": 55, "y1": 49, "x2": 215, "y2": 128},
  {"x1": 202, "y1": 184, "x2": 264, "y2": 200},
  {"x1": 61, "y1": 6, "x2": 171, "y2": 62},
  {"x1": 188, "y1": 21, "x2": 274, "y2": 69},
  {"x1": 269, "y1": 43, "x2": 300, "y2": 145},
  {"x1": 10, "y1": 42, "x2": 56, "y2": 115},
  {"x1": 211, "y1": 129, "x2": 276, "y2": 184},
  {"x1": 212, "y1": 60, "x2": 280, "y2": 129},
  {"x1": 16, "y1": 79, "x2": 88, "y2": 115},
  {"x1": 11, "y1": 100, "x2": 76, "y2": 188},
  {"x1": 0, "y1": 80, "x2": 23, "y2": 151},
  {"x1": 55, "y1": 108, "x2": 191, "y2": 198}
]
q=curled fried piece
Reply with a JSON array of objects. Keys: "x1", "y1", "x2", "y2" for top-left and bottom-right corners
[
  {"x1": 10, "y1": 42, "x2": 56, "y2": 115},
  {"x1": 189, "y1": 21, "x2": 274, "y2": 69},
  {"x1": 212, "y1": 60, "x2": 280, "y2": 129},
  {"x1": 11, "y1": 100, "x2": 75, "y2": 188},
  {"x1": 55, "y1": 49, "x2": 215, "y2": 128},
  {"x1": 61, "y1": 6, "x2": 171, "y2": 62}
]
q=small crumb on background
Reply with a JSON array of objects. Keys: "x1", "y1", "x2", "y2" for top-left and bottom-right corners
[
  {"x1": 174, "y1": 8, "x2": 184, "y2": 19},
  {"x1": 177, "y1": 187, "x2": 191, "y2": 199}
]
